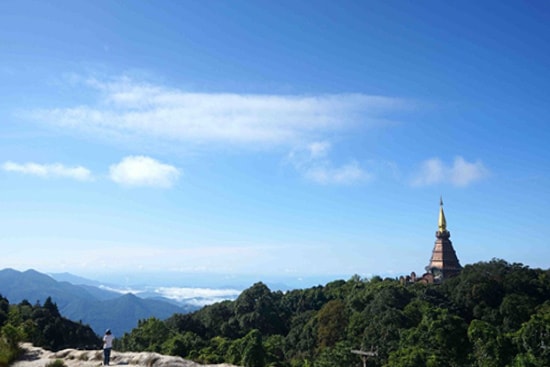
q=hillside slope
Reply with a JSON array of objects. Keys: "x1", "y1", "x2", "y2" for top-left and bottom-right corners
[{"x1": 0, "y1": 269, "x2": 186, "y2": 334}]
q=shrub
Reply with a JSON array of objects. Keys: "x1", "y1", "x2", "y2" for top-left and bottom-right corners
[
  {"x1": 45, "y1": 359, "x2": 66, "y2": 367},
  {"x1": 0, "y1": 324, "x2": 23, "y2": 367}
]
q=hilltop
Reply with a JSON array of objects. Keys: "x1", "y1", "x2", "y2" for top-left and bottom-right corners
[{"x1": 116, "y1": 259, "x2": 550, "y2": 366}]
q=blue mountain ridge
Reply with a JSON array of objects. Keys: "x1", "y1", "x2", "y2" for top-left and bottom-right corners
[{"x1": 0, "y1": 268, "x2": 199, "y2": 335}]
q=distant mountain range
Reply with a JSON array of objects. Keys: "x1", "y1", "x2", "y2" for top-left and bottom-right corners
[{"x1": 0, "y1": 268, "x2": 199, "y2": 335}]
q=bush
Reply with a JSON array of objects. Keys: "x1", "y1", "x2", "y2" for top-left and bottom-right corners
[
  {"x1": 0, "y1": 342, "x2": 22, "y2": 367},
  {"x1": 0, "y1": 324, "x2": 23, "y2": 367},
  {"x1": 45, "y1": 360, "x2": 66, "y2": 367}
]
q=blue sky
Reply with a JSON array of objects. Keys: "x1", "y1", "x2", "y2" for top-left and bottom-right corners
[{"x1": 1, "y1": 1, "x2": 549, "y2": 287}]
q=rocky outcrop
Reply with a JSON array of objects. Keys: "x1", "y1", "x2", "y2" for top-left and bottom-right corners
[{"x1": 12, "y1": 343, "x2": 239, "y2": 367}]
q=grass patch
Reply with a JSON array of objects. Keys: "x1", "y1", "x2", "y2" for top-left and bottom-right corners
[
  {"x1": 45, "y1": 359, "x2": 67, "y2": 367},
  {"x1": 0, "y1": 340, "x2": 23, "y2": 367}
]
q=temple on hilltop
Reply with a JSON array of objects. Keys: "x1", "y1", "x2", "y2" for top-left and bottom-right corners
[{"x1": 401, "y1": 198, "x2": 463, "y2": 284}]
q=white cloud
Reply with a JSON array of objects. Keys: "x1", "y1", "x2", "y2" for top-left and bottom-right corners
[
  {"x1": 24, "y1": 75, "x2": 410, "y2": 147},
  {"x1": 307, "y1": 141, "x2": 331, "y2": 159},
  {"x1": 411, "y1": 156, "x2": 489, "y2": 187},
  {"x1": 450, "y1": 156, "x2": 490, "y2": 186},
  {"x1": 109, "y1": 156, "x2": 180, "y2": 188},
  {"x1": 287, "y1": 140, "x2": 331, "y2": 168},
  {"x1": 154, "y1": 287, "x2": 241, "y2": 306},
  {"x1": 96, "y1": 284, "x2": 241, "y2": 306},
  {"x1": 412, "y1": 158, "x2": 445, "y2": 186},
  {"x1": 287, "y1": 142, "x2": 371, "y2": 185},
  {"x1": 98, "y1": 285, "x2": 144, "y2": 295},
  {"x1": 2, "y1": 161, "x2": 92, "y2": 181},
  {"x1": 305, "y1": 162, "x2": 371, "y2": 185}
]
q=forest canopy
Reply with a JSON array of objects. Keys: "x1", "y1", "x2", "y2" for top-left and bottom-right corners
[
  {"x1": 114, "y1": 259, "x2": 550, "y2": 367},
  {"x1": 2, "y1": 259, "x2": 549, "y2": 367}
]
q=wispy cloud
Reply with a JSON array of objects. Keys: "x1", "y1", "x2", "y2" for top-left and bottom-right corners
[
  {"x1": 2, "y1": 161, "x2": 92, "y2": 181},
  {"x1": 307, "y1": 141, "x2": 331, "y2": 159},
  {"x1": 96, "y1": 284, "x2": 240, "y2": 307},
  {"x1": 154, "y1": 287, "x2": 241, "y2": 306},
  {"x1": 17, "y1": 74, "x2": 414, "y2": 185},
  {"x1": 411, "y1": 156, "x2": 489, "y2": 187},
  {"x1": 304, "y1": 161, "x2": 370, "y2": 185},
  {"x1": 23, "y1": 75, "x2": 410, "y2": 147},
  {"x1": 109, "y1": 156, "x2": 180, "y2": 188},
  {"x1": 287, "y1": 141, "x2": 371, "y2": 185}
]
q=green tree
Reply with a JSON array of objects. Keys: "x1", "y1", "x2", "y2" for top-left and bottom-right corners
[
  {"x1": 233, "y1": 282, "x2": 286, "y2": 337},
  {"x1": 225, "y1": 337, "x2": 244, "y2": 365},
  {"x1": 241, "y1": 329, "x2": 265, "y2": 367},
  {"x1": 314, "y1": 341, "x2": 355, "y2": 367},
  {"x1": 0, "y1": 296, "x2": 9, "y2": 328},
  {"x1": 161, "y1": 331, "x2": 205, "y2": 358},
  {"x1": 387, "y1": 346, "x2": 431, "y2": 367},
  {"x1": 264, "y1": 334, "x2": 286, "y2": 366},
  {"x1": 399, "y1": 307, "x2": 469, "y2": 367},
  {"x1": 0, "y1": 322, "x2": 23, "y2": 367},
  {"x1": 316, "y1": 300, "x2": 347, "y2": 349},
  {"x1": 513, "y1": 302, "x2": 550, "y2": 366},
  {"x1": 43, "y1": 297, "x2": 61, "y2": 318},
  {"x1": 1, "y1": 323, "x2": 23, "y2": 349},
  {"x1": 285, "y1": 311, "x2": 317, "y2": 362},
  {"x1": 119, "y1": 317, "x2": 172, "y2": 352},
  {"x1": 468, "y1": 319, "x2": 512, "y2": 367},
  {"x1": 197, "y1": 301, "x2": 234, "y2": 338}
]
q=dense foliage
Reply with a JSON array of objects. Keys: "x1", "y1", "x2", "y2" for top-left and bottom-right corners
[
  {"x1": 116, "y1": 259, "x2": 550, "y2": 367},
  {"x1": 0, "y1": 295, "x2": 100, "y2": 366}
]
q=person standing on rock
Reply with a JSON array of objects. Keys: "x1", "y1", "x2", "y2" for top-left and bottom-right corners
[{"x1": 102, "y1": 329, "x2": 114, "y2": 366}]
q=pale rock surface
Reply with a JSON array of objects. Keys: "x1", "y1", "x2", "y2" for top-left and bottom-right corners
[{"x1": 12, "y1": 343, "x2": 240, "y2": 367}]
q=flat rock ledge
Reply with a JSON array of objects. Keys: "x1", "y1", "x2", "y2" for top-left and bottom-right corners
[{"x1": 12, "y1": 343, "x2": 240, "y2": 367}]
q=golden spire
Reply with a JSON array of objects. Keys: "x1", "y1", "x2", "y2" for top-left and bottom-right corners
[{"x1": 438, "y1": 196, "x2": 447, "y2": 232}]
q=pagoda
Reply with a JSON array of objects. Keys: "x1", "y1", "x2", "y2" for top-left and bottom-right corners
[{"x1": 425, "y1": 197, "x2": 462, "y2": 282}]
